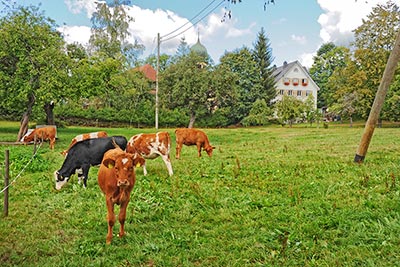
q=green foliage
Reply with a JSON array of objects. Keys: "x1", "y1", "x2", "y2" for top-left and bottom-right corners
[
  {"x1": 2, "y1": 124, "x2": 400, "y2": 266},
  {"x1": 89, "y1": 0, "x2": 144, "y2": 65},
  {"x1": 241, "y1": 98, "x2": 273, "y2": 126},
  {"x1": 0, "y1": 5, "x2": 69, "y2": 120},
  {"x1": 252, "y1": 27, "x2": 277, "y2": 105},
  {"x1": 219, "y1": 47, "x2": 262, "y2": 123},
  {"x1": 160, "y1": 52, "x2": 213, "y2": 127},
  {"x1": 309, "y1": 43, "x2": 350, "y2": 108},
  {"x1": 275, "y1": 95, "x2": 304, "y2": 127}
]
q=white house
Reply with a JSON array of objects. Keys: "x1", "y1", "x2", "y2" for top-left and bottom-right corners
[{"x1": 272, "y1": 60, "x2": 319, "y2": 108}]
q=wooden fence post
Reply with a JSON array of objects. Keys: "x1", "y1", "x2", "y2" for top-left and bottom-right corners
[
  {"x1": 33, "y1": 134, "x2": 37, "y2": 155},
  {"x1": 4, "y1": 150, "x2": 9, "y2": 217}
]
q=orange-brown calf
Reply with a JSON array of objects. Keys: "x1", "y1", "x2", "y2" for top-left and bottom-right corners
[
  {"x1": 175, "y1": 128, "x2": 215, "y2": 159},
  {"x1": 22, "y1": 126, "x2": 56, "y2": 149},
  {"x1": 97, "y1": 147, "x2": 144, "y2": 245},
  {"x1": 61, "y1": 131, "x2": 108, "y2": 156}
]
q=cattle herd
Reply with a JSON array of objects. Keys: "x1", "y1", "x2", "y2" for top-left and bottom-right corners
[{"x1": 22, "y1": 126, "x2": 215, "y2": 244}]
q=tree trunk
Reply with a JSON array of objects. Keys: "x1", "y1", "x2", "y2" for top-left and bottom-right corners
[
  {"x1": 44, "y1": 101, "x2": 55, "y2": 125},
  {"x1": 17, "y1": 113, "x2": 29, "y2": 142},
  {"x1": 349, "y1": 116, "x2": 353, "y2": 128},
  {"x1": 17, "y1": 93, "x2": 35, "y2": 142},
  {"x1": 188, "y1": 113, "x2": 196, "y2": 128},
  {"x1": 354, "y1": 29, "x2": 400, "y2": 163}
]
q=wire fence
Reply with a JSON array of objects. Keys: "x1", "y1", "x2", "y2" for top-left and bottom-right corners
[{"x1": 0, "y1": 142, "x2": 43, "y2": 194}]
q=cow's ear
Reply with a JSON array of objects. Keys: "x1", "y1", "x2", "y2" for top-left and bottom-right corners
[
  {"x1": 212, "y1": 146, "x2": 216, "y2": 149},
  {"x1": 132, "y1": 154, "x2": 145, "y2": 168},
  {"x1": 103, "y1": 158, "x2": 116, "y2": 169}
]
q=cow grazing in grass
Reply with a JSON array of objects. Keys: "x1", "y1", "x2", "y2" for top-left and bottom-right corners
[
  {"x1": 175, "y1": 128, "x2": 215, "y2": 159},
  {"x1": 54, "y1": 136, "x2": 127, "y2": 190},
  {"x1": 61, "y1": 131, "x2": 108, "y2": 156},
  {"x1": 97, "y1": 147, "x2": 145, "y2": 244},
  {"x1": 22, "y1": 126, "x2": 56, "y2": 149},
  {"x1": 126, "y1": 132, "x2": 173, "y2": 176}
]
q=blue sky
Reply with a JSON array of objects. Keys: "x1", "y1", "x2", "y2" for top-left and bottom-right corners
[{"x1": 14, "y1": 0, "x2": 392, "y2": 67}]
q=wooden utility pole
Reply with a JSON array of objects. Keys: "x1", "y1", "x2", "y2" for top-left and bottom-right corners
[
  {"x1": 354, "y1": 30, "x2": 400, "y2": 163},
  {"x1": 155, "y1": 33, "x2": 160, "y2": 130},
  {"x1": 4, "y1": 150, "x2": 9, "y2": 217}
]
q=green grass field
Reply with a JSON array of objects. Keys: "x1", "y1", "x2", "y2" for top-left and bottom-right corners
[{"x1": 1, "y1": 122, "x2": 400, "y2": 266}]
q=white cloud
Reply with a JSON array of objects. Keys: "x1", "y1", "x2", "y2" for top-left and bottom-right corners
[
  {"x1": 124, "y1": 5, "x2": 253, "y2": 59},
  {"x1": 59, "y1": 2, "x2": 255, "y2": 61},
  {"x1": 317, "y1": 0, "x2": 389, "y2": 46},
  {"x1": 64, "y1": 0, "x2": 97, "y2": 18},
  {"x1": 58, "y1": 25, "x2": 91, "y2": 45},
  {"x1": 299, "y1": 52, "x2": 315, "y2": 69},
  {"x1": 291, "y1": 34, "x2": 307, "y2": 45}
]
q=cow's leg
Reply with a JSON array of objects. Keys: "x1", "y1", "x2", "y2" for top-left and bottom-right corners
[
  {"x1": 142, "y1": 161, "x2": 148, "y2": 176},
  {"x1": 162, "y1": 154, "x2": 173, "y2": 176},
  {"x1": 76, "y1": 168, "x2": 83, "y2": 184},
  {"x1": 81, "y1": 164, "x2": 90, "y2": 188},
  {"x1": 106, "y1": 198, "x2": 115, "y2": 245},
  {"x1": 196, "y1": 143, "x2": 202, "y2": 157},
  {"x1": 118, "y1": 197, "x2": 130, "y2": 239},
  {"x1": 50, "y1": 138, "x2": 55, "y2": 149},
  {"x1": 175, "y1": 143, "x2": 182, "y2": 159}
]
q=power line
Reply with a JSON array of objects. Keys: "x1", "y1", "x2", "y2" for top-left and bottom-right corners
[
  {"x1": 161, "y1": 0, "x2": 218, "y2": 39},
  {"x1": 161, "y1": 0, "x2": 225, "y2": 43}
]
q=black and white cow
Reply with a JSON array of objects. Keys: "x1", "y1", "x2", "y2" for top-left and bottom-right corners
[{"x1": 54, "y1": 136, "x2": 127, "y2": 190}]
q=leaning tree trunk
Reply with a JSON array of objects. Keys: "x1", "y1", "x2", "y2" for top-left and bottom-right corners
[
  {"x1": 44, "y1": 101, "x2": 55, "y2": 125},
  {"x1": 17, "y1": 93, "x2": 35, "y2": 142},
  {"x1": 188, "y1": 113, "x2": 196, "y2": 128},
  {"x1": 354, "y1": 29, "x2": 400, "y2": 163}
]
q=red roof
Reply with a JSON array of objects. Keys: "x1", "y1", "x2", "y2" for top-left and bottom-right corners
[{"x1": 134, "y1": 64, "x2": 156, "y2": 82}]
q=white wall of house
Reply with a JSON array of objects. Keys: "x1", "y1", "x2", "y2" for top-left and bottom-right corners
[{"x1": 273, "y1": 61, "x2": 319, "y2": 109}]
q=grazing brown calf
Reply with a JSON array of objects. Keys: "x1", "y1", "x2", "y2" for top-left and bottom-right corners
[
  {"x1": 126, "y1": 132, "x2": 173, "y2": 176},
  {"x1": 175, "y1": 128, "x2": 215, "y2": 159},
  {"x1": 61, "y1": 131, "x2": 108, "y2": 156},
  {"x1": 22, "y1": 126, "x2": 56, "y2": 149},
  {"x1": 97, "y1": 147, "x2": 145, "y2": 244}
]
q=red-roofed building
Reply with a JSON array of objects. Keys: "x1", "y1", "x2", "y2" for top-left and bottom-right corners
[{"x1": 134, "y1": 64, "x2": 156, "y2": 82}]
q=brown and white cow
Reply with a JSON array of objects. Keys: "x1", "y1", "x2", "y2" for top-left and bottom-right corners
[
  {"x1": 61, "y1": 131, "x2": 108, "y2": 156},
  {"x1": 22, "y1": 126, "x2": 56, "y2": 149},
  {"x1": 97, "y1": 147, "x2": 145, "y2": 244},
  {"x1": 175, "y1": 128, "x2": 215, "y2": 159},
  {"x1": 126, "y1": 132, "x2": 173, "y2": 176}
]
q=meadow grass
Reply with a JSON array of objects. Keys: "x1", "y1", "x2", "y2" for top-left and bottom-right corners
[{"x1": 0, "y1": 122, "x2": 400, "y2": 266}]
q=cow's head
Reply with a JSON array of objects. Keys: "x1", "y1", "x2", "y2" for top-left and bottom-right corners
[
  {"x1": 204, "y1": 146, "x2": 216, "y2": 157},
  {"x1": 54, "y1": 171, "x2": 69, "y2": 190},
  {"x1": 22, "y1": 134, "x2": 33, "y2": 143},
  {"x1": 102, "y1": 153, "x2": 145, "y2": 187}
]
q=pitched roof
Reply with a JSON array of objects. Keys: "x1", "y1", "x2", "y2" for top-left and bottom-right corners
[
  {"x1": 272, "y1": 60, "x2": 320, "y2": 90},
  {"x1": 134, "y1": 64, "x2": 156, "y2": 82},
  {"x1": 272, "y1": 60, "x2": 298, "y2": 81}
]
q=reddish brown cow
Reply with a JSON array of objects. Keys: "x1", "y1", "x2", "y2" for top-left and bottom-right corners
[
  {"x1": 22, "y1": 126, "x2": 56, "y2": 149},
  {"x1": 175, "y1": 128, "x2": 215, "y2": 159},
  {"x1": 126, "y1": 132, "x2": 173, "y2": 176},
  {"x1": 61, "y1": 131, "x2": 108, "y2": 156},
  {"x1": 97, "y1": 147, "x2": 145, "y2": 244}
]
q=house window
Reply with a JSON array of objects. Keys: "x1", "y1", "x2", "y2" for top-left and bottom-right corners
[
  {"x1": 288, "y1": 90, "x2": 293, "y2": 96},
  {"x1": 292, "y1": 78, "x2": 299, "y2": 86},
  {"x1": 302, "y1": 78, "x2": 308, "y2": 86},
  {"x1": 279, "y1": 89, "x2": 284, "y2": 95},
  {"x1": 297, "y1": 90, "x2": 302, "y2": 97},
  {"x1": 283, "y1": 78, "x2": 290, "y2": 85},
  {"x1": 294, "y1": 68, "x2": 299, "y2": 73},
  {"x1": 306, "y1": 90, "x2": 312, "y2": 96}
]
